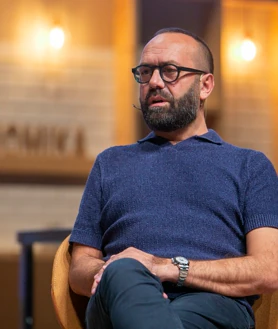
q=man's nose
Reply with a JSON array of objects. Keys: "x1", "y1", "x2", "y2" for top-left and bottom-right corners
[{"x1": 148, "y1": 68, "x2": 165, "y2": 89}]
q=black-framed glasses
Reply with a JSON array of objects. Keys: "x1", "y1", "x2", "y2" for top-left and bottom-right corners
[{"x1": 131, "y1": 64, "x2": 207, "y2": 84}]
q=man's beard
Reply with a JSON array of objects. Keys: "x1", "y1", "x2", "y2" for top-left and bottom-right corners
[{"x1": 140, "y1": 81, "x2": 200, "y2": 132}]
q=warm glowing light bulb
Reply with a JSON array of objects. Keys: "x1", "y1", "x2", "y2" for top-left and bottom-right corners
[
  {"x1": 49, "y1": 27, "x2": 65, "y2": 49},
  {"x1": 240, "y1": 39, "x2": 257, "y2": 61}
]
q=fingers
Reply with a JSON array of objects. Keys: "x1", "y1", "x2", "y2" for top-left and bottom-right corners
[
  {"x1": 162, "y1": 292, "x2": 168, "y2": 299},
  {"x1": 91, "y1": 255, "x2": 117, "y2": 294},
  {"x1": 91, "y1": 265, "x2": 107, "y2": 295}
]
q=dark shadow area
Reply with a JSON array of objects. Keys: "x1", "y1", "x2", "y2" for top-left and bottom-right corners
[
  {"x1": 140, "y1": 0, "x2": 216, "y2": 44},
  {"x1": 0, "y1": 251, "x2": 61, "y2": 329}
]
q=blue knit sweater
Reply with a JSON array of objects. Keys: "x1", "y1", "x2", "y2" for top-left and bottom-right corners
[{"x1": 70, "y1": 130, "x2": 278, "y2": 316}]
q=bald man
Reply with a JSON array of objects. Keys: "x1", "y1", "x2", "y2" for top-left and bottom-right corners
[{"x1": 69, "y1": 28, "x2": 278, "y2": 329}]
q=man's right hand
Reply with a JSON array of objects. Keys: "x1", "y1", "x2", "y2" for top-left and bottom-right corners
[{"x1": 90, "y1": 248, "x2": 170, "y2": 299}]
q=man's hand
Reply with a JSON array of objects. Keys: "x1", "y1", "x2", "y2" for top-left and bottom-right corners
[
  {"x1": 106, "y1": 247, "x2": 156, "y2": 270},
  {"x1": 91, "y1": 264, "x2": 106, "y2": 295},
  {"x1": 91, "y1": 247, "x2": 170, "y2": 298}
]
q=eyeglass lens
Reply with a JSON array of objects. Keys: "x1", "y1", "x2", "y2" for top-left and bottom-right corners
[{"x1": 134, "y1": 64, "x2": 179, "y2": 83}]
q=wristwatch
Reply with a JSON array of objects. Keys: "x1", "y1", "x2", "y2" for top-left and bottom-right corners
[{"x1": 171, "y1": 256, "x2": 190, "y2": 287}]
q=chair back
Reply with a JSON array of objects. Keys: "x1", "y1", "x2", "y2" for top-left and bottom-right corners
[{"x1": 51, "y1": 235, "x2": 88, "y2": 329}]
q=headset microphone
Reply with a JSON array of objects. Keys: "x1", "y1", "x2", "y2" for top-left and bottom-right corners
[{"x1": 132, "y1": 104, "x2": 142, "y2": 111}]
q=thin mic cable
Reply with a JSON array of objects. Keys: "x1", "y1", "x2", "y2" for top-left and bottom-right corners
[{"x1": 132, "y1": 104, "x2": 141, "y2": 111}]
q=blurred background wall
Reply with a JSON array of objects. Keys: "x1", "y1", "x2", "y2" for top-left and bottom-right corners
[{"x1": 0, "y1": 0, "x2": 277, "y2": 328}]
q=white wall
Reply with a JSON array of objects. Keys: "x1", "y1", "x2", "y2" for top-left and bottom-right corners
[{"x1": 0, "y1": 184, "x2": 84, "y2": 252}]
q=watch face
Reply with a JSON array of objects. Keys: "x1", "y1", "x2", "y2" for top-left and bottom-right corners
[{"x1": 175, "y1": 256, "x2": 188, "y2": 264}]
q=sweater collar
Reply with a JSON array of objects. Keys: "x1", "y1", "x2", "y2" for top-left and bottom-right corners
[{"x1": 137, "y1": 129, "x2": 223, "y2": 145}]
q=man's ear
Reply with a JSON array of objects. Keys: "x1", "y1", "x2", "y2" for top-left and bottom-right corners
[{"x1": 200, "y1": 74, "x2": 214, "y2": 102}]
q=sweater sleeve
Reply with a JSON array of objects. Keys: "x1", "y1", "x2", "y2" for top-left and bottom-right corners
[
  {"x1": 69, "y1": 155, "x2": 103, "y2": 249},
  {"x1": 243, "y1": 151, "x2": 278, "y2": 233}
]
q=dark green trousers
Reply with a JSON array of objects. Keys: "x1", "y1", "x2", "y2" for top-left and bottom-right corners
[{"x1": 86, "y1": 258, "x2": 254, "y2": 329}]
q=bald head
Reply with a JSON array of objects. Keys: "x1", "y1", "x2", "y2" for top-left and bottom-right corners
[{"x1": 152, "y1": 27, "x2": 214, "y2": 74}]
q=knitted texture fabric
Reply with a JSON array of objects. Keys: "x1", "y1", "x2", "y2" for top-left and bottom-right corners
[{"x1": 70, "y1": 129, "x2": 278, "y2": 316}]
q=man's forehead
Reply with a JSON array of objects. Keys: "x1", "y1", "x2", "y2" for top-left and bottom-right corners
[
  {"x1": 140, "y1": 33, "x2": 197, "y2": 64},
  {"x1": 141, "y1": 46, "x2": 179, "y2": 61}
]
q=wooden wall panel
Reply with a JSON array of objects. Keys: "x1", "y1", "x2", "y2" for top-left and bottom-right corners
[{"x1": 220, "y1": 0, "x2": 277, "y2": 168}]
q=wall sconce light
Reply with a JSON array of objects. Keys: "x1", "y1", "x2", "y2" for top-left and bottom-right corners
[
  {"x1": 240, "y1": 38, "x2": 257, "y2": 61},
  {"x1": 49, "y1": 27, "x2": 65, "y2": 50}
]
